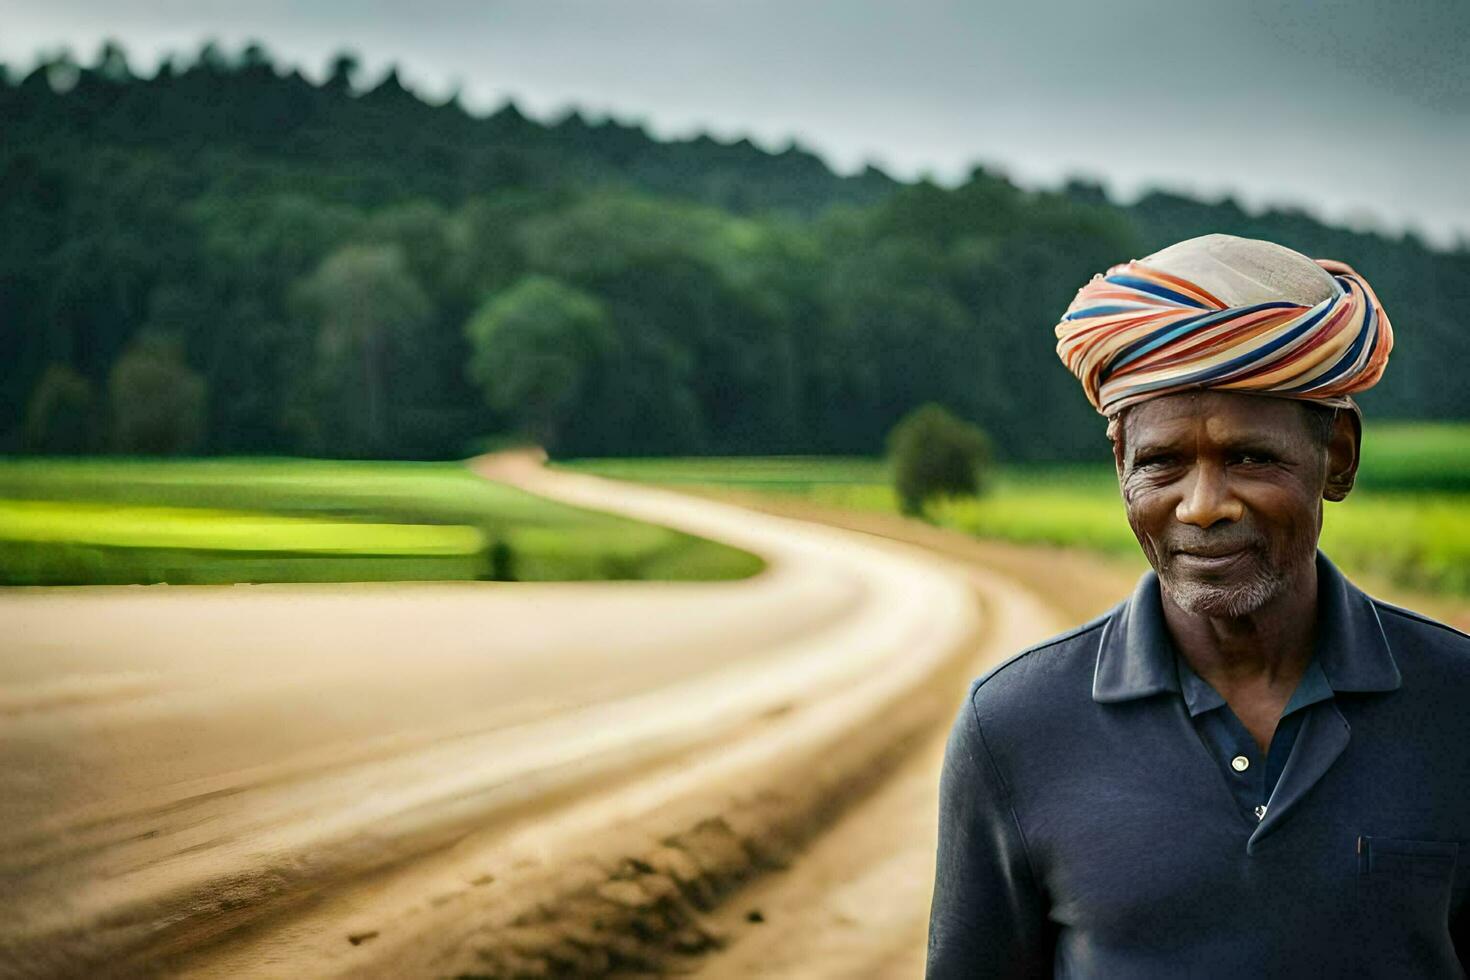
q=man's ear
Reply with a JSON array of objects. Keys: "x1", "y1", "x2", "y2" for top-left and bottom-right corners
[
  {"x1": 1324, "y1": 408, "x2": 1361, "y2": 502},
  {"x1": 1106, "y1": 413, "x2": 1126, "y2": 479}
]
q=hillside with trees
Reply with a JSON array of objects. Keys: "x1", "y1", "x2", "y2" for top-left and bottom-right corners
[{"x1": 5, "y1": 41, "x2": 1466, "y2": 462}]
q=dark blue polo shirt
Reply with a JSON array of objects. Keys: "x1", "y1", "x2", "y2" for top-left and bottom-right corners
[{"x1": 927, "y1": 552, "x2": 1470, "y2": 977}]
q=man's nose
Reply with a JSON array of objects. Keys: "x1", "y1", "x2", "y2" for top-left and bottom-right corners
[{"x1": 1175, "y1": 463, "x2": 1244, "y2": 527}]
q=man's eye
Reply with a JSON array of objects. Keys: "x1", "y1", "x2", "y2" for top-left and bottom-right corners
[
  {"x1": 1134, "y1": 456, "x2": 1175, "y2": 470},
  {"x1": 1233, "y1": 453, "x2": 1275, "y2": 465}
]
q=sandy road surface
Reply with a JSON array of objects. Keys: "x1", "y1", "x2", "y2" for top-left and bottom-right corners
[
  {"x1": 0, "y1": 453, "x2": 982, "y2": 977},
  {"x1": 665, "y1": 496, "x2": 1142, "y2": 978}
]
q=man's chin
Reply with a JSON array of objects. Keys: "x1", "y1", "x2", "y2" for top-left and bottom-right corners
[{"x1": 1160, "y1": 568, "x2": 1283, "y2": 618}]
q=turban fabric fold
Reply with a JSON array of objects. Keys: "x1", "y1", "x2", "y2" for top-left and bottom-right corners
[{"x1": 1054, "y1": 256, "x2": 1393, "y2": 416}]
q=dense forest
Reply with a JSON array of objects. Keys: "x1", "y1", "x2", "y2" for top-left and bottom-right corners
[{"x1": 4, "y1": 42, "x2": 1467, "y2": 463}]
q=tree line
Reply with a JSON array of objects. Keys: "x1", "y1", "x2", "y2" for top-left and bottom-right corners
[{"x1": 4, "y1": 41, "x2": 1466, "y2": 463}]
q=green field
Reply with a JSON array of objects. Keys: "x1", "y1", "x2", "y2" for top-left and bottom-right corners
[
  {"x1": 562, "y1": 422, "x2": 1470, "y2": 598},
  {"x1": 0, "y1": 458, "x2": 763, "y2": 586},
  {"x1": 7, "y1": 421, "x2": 1464, "y2": 590}
]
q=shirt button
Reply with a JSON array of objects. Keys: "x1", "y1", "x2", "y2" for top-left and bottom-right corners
[
  {"x1": 1231, "y1": 755, "x2": 1250, "y2": 772},
  {"x1": 1254, "y1": 804, "x2": 1267, "y2": 820}
]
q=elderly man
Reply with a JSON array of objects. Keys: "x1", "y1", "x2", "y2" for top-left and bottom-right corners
[{"x1": 926, "y1": 233, "x2": 1470, "y2": 976}]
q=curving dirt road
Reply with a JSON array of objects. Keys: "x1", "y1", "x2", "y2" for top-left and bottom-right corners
[
  {"x1": 665, "y1": 496, "x2": 1143, "y2": 978},
  {"x1": 0, "y1": 451, "x2": 996, "y2": 977}
]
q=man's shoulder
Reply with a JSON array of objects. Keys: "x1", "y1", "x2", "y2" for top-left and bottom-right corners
[
  {"x1": 1369, "y1": 595, "x2": 1470, "y2": 661},
  {"x1": 963, "y1": 606, "x2": 1115, "y2": 726}
]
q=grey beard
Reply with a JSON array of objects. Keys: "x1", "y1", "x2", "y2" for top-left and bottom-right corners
[{"x1": 1161, "y1": 561, "x2": 1287, "y2": 619}]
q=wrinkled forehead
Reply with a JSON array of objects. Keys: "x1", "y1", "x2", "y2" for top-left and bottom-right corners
[{"x1": 1114, "y1": 391, "x2": 1312, "y2": 453}]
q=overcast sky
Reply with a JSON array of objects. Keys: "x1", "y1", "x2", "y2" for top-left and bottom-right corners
[{"x1": 6, "y1": 0, "x2": 1468, "y2": 247}]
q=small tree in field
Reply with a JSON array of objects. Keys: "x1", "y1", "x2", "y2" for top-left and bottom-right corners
[{"x1": 887, "y1": 403, "x2": 990, "y2": 517}]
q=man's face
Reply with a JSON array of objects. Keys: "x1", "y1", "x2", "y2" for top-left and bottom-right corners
[{"x1": 1114, "y1": 391, "x2": 1334, "y2": 619}]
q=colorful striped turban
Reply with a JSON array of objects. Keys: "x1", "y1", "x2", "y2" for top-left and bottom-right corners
[{"x1": 1054, "y1": 234, "x2": 1394, "y2": 417}]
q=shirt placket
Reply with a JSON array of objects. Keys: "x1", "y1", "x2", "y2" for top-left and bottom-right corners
[
  {"x1": 1214, "y1": 708, "x2": 1274, "y2": 823},
  {"x1": 1174, "y1": 654, "x2": 1336, "y2": 828}
]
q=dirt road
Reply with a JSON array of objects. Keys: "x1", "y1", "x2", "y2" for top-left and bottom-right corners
[
  {"x1": 0, "y1": 453, "x2": 986, "y2": 977},
  {"x1": 666, "y1": 496, "x2": 1143, "y2": 978}
]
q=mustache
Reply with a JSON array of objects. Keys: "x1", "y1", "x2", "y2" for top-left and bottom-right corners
[{"x1": 1162, "y1": 528, "x2": 1264, "y2": 557}]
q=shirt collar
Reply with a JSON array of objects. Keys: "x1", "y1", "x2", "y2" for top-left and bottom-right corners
[
  {"x1": 1092, "y1": 550, "x2": 1401, "y2": 704},
  {"x1": 1172, "y1": 644, "x2": 1335, "y2": 718}
]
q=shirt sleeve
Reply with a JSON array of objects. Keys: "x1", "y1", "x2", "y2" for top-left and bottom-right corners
[{"x1": 926, "y1": 689, "x2": 1054, "y2": 978}]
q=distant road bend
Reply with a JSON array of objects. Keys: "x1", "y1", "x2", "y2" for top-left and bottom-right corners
[{"x1": 0, "y1": 450, "x2": 989, "y2": 977}]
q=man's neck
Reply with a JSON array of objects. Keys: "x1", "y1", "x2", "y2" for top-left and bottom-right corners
[{"x1": 1161, "y1": 560, "x2": 1319, "y2": 692}]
